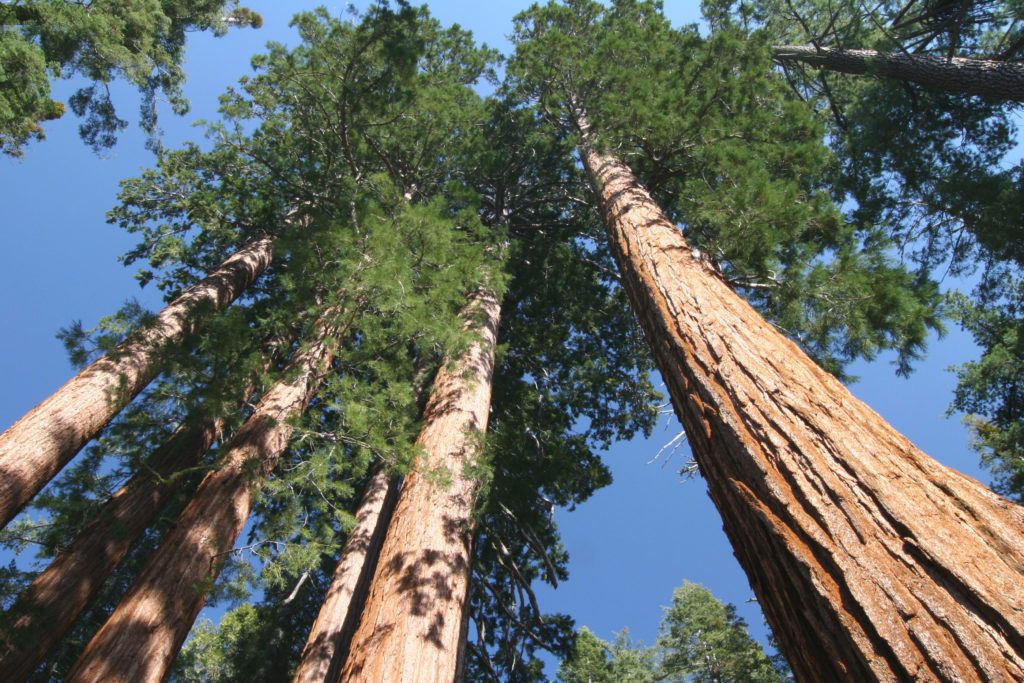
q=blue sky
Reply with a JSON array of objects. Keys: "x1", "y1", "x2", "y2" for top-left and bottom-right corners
[{"x1": 0, "y1": 0, "x2": 995, "y2": 675}]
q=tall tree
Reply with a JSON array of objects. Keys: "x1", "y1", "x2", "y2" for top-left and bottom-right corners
[
  {"x1": 292, "y1": 466, "x2": 398, "y2": 682},
  {"x1": 0, "y1": 0, "x2": 262, "y2": 155},
  {"x1": 65, "y1": 309, "x2": 343, "y2": 683},
  {"x1": 340, "y1": 290, "x2": 503, "y2": 682},
  {"x1": 511, "y1": 0, "x2": 1024, "y2": 677},
  {"x1": 0, "y1": 232, "x2": 273, "y2": 531}
]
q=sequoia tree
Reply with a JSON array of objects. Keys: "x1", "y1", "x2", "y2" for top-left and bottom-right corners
[
  {"x1": 0, "y1": 233, "x2": 273, "y2": 531},
  {"x1": 511, "y1": 1, "x2": 1024, "y2": 677}
]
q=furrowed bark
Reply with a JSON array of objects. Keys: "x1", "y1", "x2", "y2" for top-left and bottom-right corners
[
  {"x1": 0, "y1": 337, "x2": 282, "y2": 683},
  {"x1": 0, "y1": 234, "x2": 274, "y2": 530},
  {"x1": 0, "y1": 415, "x2": 221, "y2": 683},
  {"x1": 293, "y1": 466, "x2": 399, "y2": 683},
  {"x1": 64, "y1": 319, "x2": 336, "y2": 683},
  {"x1": 339, "y1": 292, "x2": 500, "y2": 683},
  {"x1": 580, "y1": 141, "x2": 1024, "y2": 680},
  {"x1": 773, "y1": 44, "x2": 1024, "y2": 102}
]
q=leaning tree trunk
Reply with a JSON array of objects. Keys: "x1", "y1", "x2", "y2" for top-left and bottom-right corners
[
  {"x1": 579, "y1": 141, "x2": 1024, "y2": 680},
  {"x1": 293, "y1": 466, "x2": 400, "y2": 683},
  {"x1": 339, "y1": 291, "x2": 501, "y2": 683},
  {"x1": 773, "y1": 44, "x2": 1024, "y2": 102},
  {"x1": 64, "y1": 318, "x2": 338, "y2": 683},
  {"x1": 0, "y1": 335, "x2": 285, "y2": 683},
  {"x1": 0, "y1": 414, "x2": 222, "y2": 683},
  {"x1": 0, "y1": 234, "x2": 274, "y2": 530}
]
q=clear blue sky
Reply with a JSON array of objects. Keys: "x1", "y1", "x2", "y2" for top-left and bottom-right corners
[{"x1": 0, "y1": 0, "x2": 993, "y2": 675}]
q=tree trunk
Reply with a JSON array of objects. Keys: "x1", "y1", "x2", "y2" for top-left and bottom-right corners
[
  {"x1": 0, "y1": 234, "x2": 274, "y2": 530},
  {"x1": 773, "y1": 44, "x2": 1024, "y2": 102},
  {"x1": 579, "y1": 142, "x2": 1024, "y2": 680},
  {"x1": 64, "y1": 319, "x2": 336, "y2": 683},
  {"x1": 293, "y1": 466, "x2": 399, "y2": 683},
  {"x1": 339, "y1": 291, "x2": 500, "y2": 683},
  {"x1": 0, "y1": 414, "x2": 222, "y2": 683}
]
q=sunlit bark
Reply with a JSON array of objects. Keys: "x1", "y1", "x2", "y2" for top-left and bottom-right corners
[
  {"x1": 65, "y1": 318, "x2": 336, "y2": 683},
  {"x1": 339, "y1": 292, "x2": 500, "y2": 682},
  {"x1": 580, "y1": 141, "x2": 1024, "y2": 680},
  {"x1": 0, "y1": 235, "x2": 274, "y2": 530}
]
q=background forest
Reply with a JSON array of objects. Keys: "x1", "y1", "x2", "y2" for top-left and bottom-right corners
[{"x1": 1, "y1": 0, "x2": 1021, "y2": 680}]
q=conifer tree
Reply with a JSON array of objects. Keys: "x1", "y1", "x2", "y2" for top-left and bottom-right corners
[
  {"x1": 510, "y1": 1, "x2": 1024, "y2": 677},
  {"x1": 292, "y1": 466, "x2": 399, "y2": 682},
  {"x1": 0, "y1": 233, "x2": 273, "y2": 531}
]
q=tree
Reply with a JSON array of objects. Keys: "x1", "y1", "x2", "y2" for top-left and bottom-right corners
[
  {"x1": 557, "y1": 582, "x2": 783, "y2": 683},
  {"x1": 511, "y1": 1, "x2": 1024, "y2": 677},
  {"x1": 0, "y1": 232, "x2": 273, "y2": 531},
  {"x1": 64, "y1": 311, "x2": 344, "y2": 682},
  {"x1": 292, "y1": 466, "x2": 398, "y2": 682},
  {"x1": 657, "y1": 582, "x2": 781, "y2": 683},
  {"x1": 339, "y1": 291, "x2": 503, "y2": 682},
  {"x1": 0, "y1": 0, "x2": 262, "y2": 155}
]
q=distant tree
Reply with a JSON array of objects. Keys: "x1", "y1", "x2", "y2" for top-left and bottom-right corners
[
  {"x1": 0, "y1": 0, "x2": 262, "y2": 155},
  {"x1": 657, "y1": 582, "x2": 782, "y2": 683},
  {"x1": 557, "y1": 582, "x2": 784, "y2": 683}
]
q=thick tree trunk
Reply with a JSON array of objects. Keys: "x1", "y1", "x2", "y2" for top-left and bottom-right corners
[
  {"x1": 0, "y1": 234, "x2": 274, "y2": 530},
  {"x1": 64, "y1": 320, "x2": 336, "y2": 683},
  {"x1": 580, "y1": 143, "x2": 1024, "y2": 680},
  {"x1": 0, "y1": 414, "x2": 222, "y2": 683},
  {"x1": 339, "y1": 292, "x2": 500, "y2": 683},
  {"x1": 293, "y1": 466, "x2": 399, "y2": 683},
  {"x1": 773, "y1": 44, "x2": 1024, "y2": 102}
]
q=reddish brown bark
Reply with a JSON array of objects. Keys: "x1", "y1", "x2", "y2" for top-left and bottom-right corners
[
  {"x1": 293, "y1": 466, "x2": 399, "y2": 683},
  {"x1": 0, "y1": 415, "x2": 221, "y2": 683},
  {"x1": 773, "y1": 44, "x2": 1024, "y2": 102},
  {"x1": 580, "y1": 143, "x2": 1024, "y2": 680},
  {"x1": 339, "y1": 292, "x2": 500, "y2": 683},
  {"x1": 64, "y1": 321, "x2": 336, "y2": 683},
  {"x1": 0, "y1": 235, "x2": 274, "y2": 530}
]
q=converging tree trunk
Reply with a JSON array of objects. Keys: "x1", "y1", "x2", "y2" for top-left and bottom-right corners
[
  {"x1": 293, "y1": 466, "x2": 399, "y2": 683},
  {"x1": 772, "y1": 44, "x2": 1024, "y2": 102},
  {"x1": 0, "y1": 414, "x2": 222, "y2": 683},
  {"x1": 579, "y1": 142, "x2": 1024, "y2": 680},
  {"x1": 64, "y1": 317, "x2": 337, "y2": 683},
  {"x1": 0, "y1": 234, "x2": 274, "y2": 530},
  {"x1": 339, "y1": 291, "x2": 501, "y2": 683}
]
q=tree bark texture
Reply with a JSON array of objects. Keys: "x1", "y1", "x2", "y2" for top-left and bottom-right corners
[
  {"x1": 0, "y1": 415, "x2": 222, "y2": 683},
  {"x1": 293, "y1": 466, "x2": 399, "y2": 683},
  {"x1": 580, "y1": 143, "x2": 1024, "y2": 681},
  {"x1": 64, "y1": 319, "x2": 336, "y2": 683},
  {"x1": 339, "y1": 292, "x2": 500, "y2": 683},
  {"x1": 773, "y1": 44, "x2": 1024, "y2": 102},
  {"x1": 0, "y1": 235, "x2": 274, "y2": 530}
]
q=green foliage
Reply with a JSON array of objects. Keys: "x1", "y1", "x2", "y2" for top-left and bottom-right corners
[
  {"x1": 950, "y1": 284, "x2": 1024, "y2": 501},
  {"x1": 0, "y1": 0, "x2": 262, "y2": 155},
  {"x1": 557, "y1": 582, "x2": 785, "y2": 683},
  {"x1": 509, "y1": 0, "x2": 944, "y2": 377}
]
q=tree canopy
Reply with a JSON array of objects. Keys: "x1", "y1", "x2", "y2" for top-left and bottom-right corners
[{"x1": 0, "y1": 0, "x2": 263, "y2": 155}]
